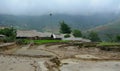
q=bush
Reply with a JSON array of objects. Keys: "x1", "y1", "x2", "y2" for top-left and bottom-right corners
[
  {"x1": 73, "y1": 29, "x2": 82, "y2": 37},
  {"x1": 3, "y1": 37, "x2": 15, "y2": 43},
  {"x1": 116, "y1": 35, "x2": 120, "y2": 42},
  {"x1": 64, "y1": 34, "x2": 70, "y2": 38},
  {"x1": 0, "y1": 27, "x2": 16, "y2": 42},
  {"x1": 16, "y1": 39, "x2": 28, "y2": 45},
  {"x1": 88, "y1": 31, "x2": 101, "y2": 42}
]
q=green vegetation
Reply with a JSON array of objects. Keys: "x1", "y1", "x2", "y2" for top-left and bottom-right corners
[
  {"x1": 16, "y1": 39, "x2": 29, "y2": 45},
  {"x1": 97, "y1": 42, "x2": 120, "y2": 46},
  {"x1": 0, "y1": 14, "x2": 119, "y2": 42},
  {"x1": 59, "y1": 21, "x2": 71, "y2": 34},
  {"x1": 0, "y1": 14, "x2": 116, "y2": 32},
  {"x1": 64, "y1": 34, "x2": 71, "y2": 38},
  {"x1": 24, "y1": 40, "x2": 68, "y2": 45},
  {"x1": 0, "y1": 27, "x2": 16, "y2": 42},
  {"x1": 0, "y1": 27, "x2": 16, "y2": 37},
  {"x1": 88, "y1": 31, "x2": 101, "y2": 42},
  {"x1": 91, "y1": 19, "x2": 120, "y2": 41},
  {"x1": 105, "y1": 34, "x2": 116, "y2": 42},
  {"x1": 116, "y1": 35, "x2": 120, "y2": 42},
  {"x1": 73, "y1": 29, "x2": 82, "y2": 37}
]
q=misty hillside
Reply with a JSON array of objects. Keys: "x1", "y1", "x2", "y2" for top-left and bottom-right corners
[
  {"x1": 0, "y1": 13, "x2": 119, "y2": 32},
  {"x1": 88, "y1": 18, "x2": 120, "y2": 40},
  {"x1": 91, "y1": 18, "x2": 120, "y2": 35}
]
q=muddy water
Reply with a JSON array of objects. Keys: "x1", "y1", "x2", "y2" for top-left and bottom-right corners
[{"x1": 60, "y1": 59, "x2": 120, "y2": 71}]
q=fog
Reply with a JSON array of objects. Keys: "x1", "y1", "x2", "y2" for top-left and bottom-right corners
[{"x1": 0, "y1": 0, "x2": 120, "y2": 15}]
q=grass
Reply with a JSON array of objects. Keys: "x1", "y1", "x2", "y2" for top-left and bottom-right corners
[
  {"x1": 24, "y1": 39, "x2": 69, "y2": 45},
  {"x1": 97, "y1": 42, "x2": 120, "y2": 46}
]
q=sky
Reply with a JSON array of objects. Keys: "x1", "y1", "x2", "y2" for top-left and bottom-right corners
[{"x1": 0, "y1": 0, "x2": 120, "y2": 15}]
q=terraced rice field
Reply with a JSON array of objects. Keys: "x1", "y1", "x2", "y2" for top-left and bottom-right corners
[{"x1": 0, "y1": 42, "x2": 120, "y2": 71}]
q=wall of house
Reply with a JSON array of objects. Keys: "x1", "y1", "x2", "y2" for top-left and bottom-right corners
[{"x1": 16, "y1": 37, "x2": 62, "y2": 40}]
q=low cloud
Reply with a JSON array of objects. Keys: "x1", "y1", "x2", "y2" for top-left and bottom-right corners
[{"x1": 0, "y1": 0, "x2": 120, "y2": 15}]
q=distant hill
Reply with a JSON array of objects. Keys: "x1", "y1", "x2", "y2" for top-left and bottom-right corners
[
  {"x1": 89, "y1": 19, "x2": 120, "y2": 40},
  {"x1": 0, "y1": 13, "x2": 119, "y2": 32}
]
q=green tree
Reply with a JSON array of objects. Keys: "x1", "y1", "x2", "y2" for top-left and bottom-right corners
[
  {"x1": 116, "y1": 35, "x2": 120, "y2": 42},
  {"x1": 59, "y1": 21, "x2": 71, "y2": 34},
  {"x1": 73, "y1": 29, "x2": 82, "y2": 37},
  {"x1": 88, "y1": 31, "x2": 101, "y2": 42},
  {"x1": 105, "y1": 34, "x2": 115, "y2": 42},
  {"x1": 64, "y1": 34, "x2": 71, "y2": 38},
  {"x1": 0, "y1": 27, "x2": 16, "y2": 42}
]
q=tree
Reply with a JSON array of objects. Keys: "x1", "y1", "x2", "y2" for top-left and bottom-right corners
[
  {"x1": 59, "y1": 21, "x2": 71, "y2": 34},
  {"x1": 105, "y1": 34, "x2": 115, "y2": 42},
  {"x1": 116, "y1": 35, "x2": 120, "y2": 42},
  {"x1": 1, "y1": 27, "x2": 16, "y2": 37},
  {"x1": 0, "y1": 27, "x2": 16, "y2": 42},
  {"x1": 88, "y1": 31, "x2": 101, "y2": 42},
  {"x1": 73, "y1": 29, "x2": 82, "y2": 37},
  {"x1": 64, "y1": 34, "x2": 71, "y2": 38}
]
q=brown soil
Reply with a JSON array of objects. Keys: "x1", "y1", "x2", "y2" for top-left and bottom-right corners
[{"x1": 0, "y1": 42, "x2": 120, "y2": 71}]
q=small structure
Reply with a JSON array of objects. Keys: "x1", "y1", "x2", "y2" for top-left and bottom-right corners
[
  {"x1": 51, "y1": 34, "x2": 56, "y2": 39},
  {"x1": 0, "y1": 35, "x2": 6, "y2": 43},
  {"x1": 16, "y1": 30, "x2": 39, "y2": 40},
  {"x1": 16, "y1": 30, "x2": 62, "y2": 40},
  {"x1": 0, "y1": 35, "x2": 5, "y2": 39},
  {"x1": 0, "y1": 34, "x2": 5, "y2": 37}
]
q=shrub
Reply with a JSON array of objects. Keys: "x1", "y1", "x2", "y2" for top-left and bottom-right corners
[
  {"x1": 64, "y1": 34, "x2": 70, "y2": 38},
  {"x1": 88, "y1": 31, "x2": 101, "y2": 42},
  {"x1": 3, "y1": 37, "x2": 15, "y2": 43},
  {"x1": 116, "y1": 35, "x2": 120, "y2": 42},
  {"x1": 16, "y1": 39, "x2": 28, "y2": 45},
  {"x1": 0, "y1": 27, "x2": 16, "y2": 42},
  {"x1": 73, "y1": 29, "x2": 82, "y2": 37}
]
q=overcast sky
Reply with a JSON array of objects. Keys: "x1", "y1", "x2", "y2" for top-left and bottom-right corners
[{"x1": 0, "y1": 0, "x2": 120, "y2": 15}]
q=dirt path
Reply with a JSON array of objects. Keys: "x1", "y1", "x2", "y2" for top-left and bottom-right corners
[
  {"x1": 19, "y1": 44, "x2": 31, "y2": 50},
  {"x1": 60, "y1": 59, "x2": 120, "y2": 71}
]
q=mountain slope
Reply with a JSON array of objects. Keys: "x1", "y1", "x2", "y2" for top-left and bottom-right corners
[
  {"x1": 89, "y1": 18, "x2": 120, "y2": 40},
  {"x1": 0, "y1": 13, "x2": 119, "y2": 32},
  {"x1": 91, "y1": 19, "x2": 120, "y2": 34}
]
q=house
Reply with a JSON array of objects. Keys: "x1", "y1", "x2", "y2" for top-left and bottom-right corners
[
  {"x1": 16, "y1": 30, "x2": 62, "y2": 40},
  {"x1": 16, "y1": 30, "x2": 90, "y2": 42},
  {"x1": 16, "y1": 30, "x2": 39, "y2": 40}
]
